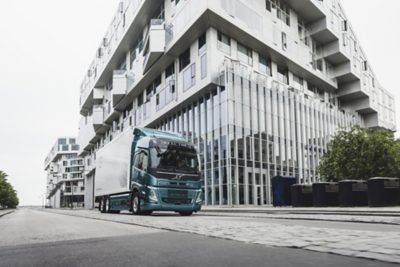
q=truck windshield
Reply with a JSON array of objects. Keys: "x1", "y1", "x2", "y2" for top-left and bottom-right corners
[{"x1": 149, "y1": 144, "x2": 199, "y2": 174}]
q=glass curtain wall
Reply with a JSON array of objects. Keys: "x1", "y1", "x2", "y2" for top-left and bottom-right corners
[{"x1": 152, "y1": 66, "x2": 362, "y2": 206}]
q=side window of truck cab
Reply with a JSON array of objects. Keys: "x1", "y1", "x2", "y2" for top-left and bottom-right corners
[{"x1": 133, "y1": 149, "x2": 148, "y2": 171}]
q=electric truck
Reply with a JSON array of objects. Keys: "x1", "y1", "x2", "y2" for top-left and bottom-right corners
[{"x1": 95, "y1": 127, "x2": 202, "y2": 216}]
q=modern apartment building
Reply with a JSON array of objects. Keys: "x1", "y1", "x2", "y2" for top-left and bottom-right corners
[
  {"x1": 44, "y1": 138, "x2": 85, "y2": 208},
  {"x1": 77, "y1": 0, "x2": 396, "y2": 207}
]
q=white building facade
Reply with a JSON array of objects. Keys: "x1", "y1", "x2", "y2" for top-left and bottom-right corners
[
  {"x1": 44, "y1": 138, "x2": 85, "y2": 208},
  {"x1": 78, "y1": 0, "x2": 396, "y2": 207}
]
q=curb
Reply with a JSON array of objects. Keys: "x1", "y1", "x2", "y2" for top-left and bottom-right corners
[
  {"x1": 0, "y1": 210, "x2": 15, "y2": 218},
  {"x1": 200, "y1": 209, "x2": 400, "y2": 217}
]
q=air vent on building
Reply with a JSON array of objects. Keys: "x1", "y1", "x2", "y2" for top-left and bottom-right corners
[
  {"x1": 118, "y1": 2, "x2": 124, "y2": 13},
  {"x1": 103, "y1": 38, "x2": 108, "y2": 47},
  {"x1": 87, "y1": 69, "x2": 92, "y2": 77}
]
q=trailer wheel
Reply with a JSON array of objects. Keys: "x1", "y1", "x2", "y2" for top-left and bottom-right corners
[
  {"x1": 132, "y1": 193, "x2": 141, "y2": 215},
  {"x1": 105, "y1": 197, "x2": 110, "y2": 213},
  {"x1": 100, "y1": 198, "x2": 105, "y2": 213}
]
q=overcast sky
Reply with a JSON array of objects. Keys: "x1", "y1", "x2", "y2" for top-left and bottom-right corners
[{"x1": 0, "y1": 0, "x2": 399, "y2": 205}]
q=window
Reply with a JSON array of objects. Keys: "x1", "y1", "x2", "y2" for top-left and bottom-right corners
[
  {"x1": 217, "y1": 31, "x2": 231, "y2": 54},
  {"x1": 217, "y1": 31, "x2": 230, "y2": 46},
  {"x1": 277, "y1": 65, "x2": 288, "y2": 84},
  {"x1": 63, "y1": 174, "x2": 67, "y2": 179},
  {"x1": 183, "y1": 63, "x2": 196, "y2": 91},
  {"x1": 266, "y1": 0, "x2": 290, "y2": 26},
  {"x1": 201, "y1": 54, "x2": 207, "y2": 79},
  {"x1": 179, "y1": 48, "x2": 191, "y2": 71},
  {"x1": 237, "y1": 42, "x2": 253, "y2": 65},
  {"x1": 363, "y1": 61, "x2": 368, "y2": 71},
  {"x1": 198, "y1": 33, "x2": 206, "y2": 53},
  {"x1": 63, "y1": 161, "x2": 68, "y2": 166},
  {"x1": 137, "y1": 92, "x2": 143, "y2": 107},
  {"x1": 166, "y1": 63, "x2": 175, "y2": 78},
  {"x1": 259, "y1": 55, "x2": 272, "y2": 76},
  {"x1": 134, "y1": 150, "x2": 148, "y2": 171},
  {"x1": 118, "y1": 57, "x2": 127, "y2": 70},
  {"x1": 293, "y1": 74, "x2": 304, "y2": 86},
  {"x1": 342, "y1": 20, "x2": 348, "y2": 31},
  {"x1": 106, "y1": 78, "x2": 113, "y2": 91},
  {"x1": 59, "y1": 138, "x2": 67, "y2": 145},
  {"x1": 130, "y1": 47, "x2": 137, "y2": 68},
  {"x1": 281, "y1": 32, "x2": 287, "y2": 51},
  {"x1": 316, "y1": 59, "x2": 323, "y2": 72},
  {"x1": 266, "y1": 0, "x2": 271, "y2": 11}
]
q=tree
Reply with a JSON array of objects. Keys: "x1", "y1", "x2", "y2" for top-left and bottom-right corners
[
  {"x1": 318, "y1": 126, "x2": 400, "y2": 182},
  {"x1": 0, "y1": 171, "x2": 19, "y2": 209}
]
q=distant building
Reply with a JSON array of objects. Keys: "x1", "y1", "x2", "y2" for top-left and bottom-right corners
[
  {"x1": 44, "y1": 138, "x2": 85, "y2": 208},
  {"x1": 77, "y1": 0, "x2": 396, "y2": 207}
]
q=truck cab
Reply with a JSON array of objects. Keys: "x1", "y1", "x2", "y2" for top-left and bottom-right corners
[{"x1": 97, "y1": 128, "x2": 202, "y2": 216}]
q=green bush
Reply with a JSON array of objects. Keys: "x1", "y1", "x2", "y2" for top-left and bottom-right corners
[{"x1": 318, "y1": 126, "x2": 400, "y2": 182}]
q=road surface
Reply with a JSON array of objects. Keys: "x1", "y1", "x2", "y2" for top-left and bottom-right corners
[{"x1": 0, "y1": 208, "x2": 397, "y2": 267}]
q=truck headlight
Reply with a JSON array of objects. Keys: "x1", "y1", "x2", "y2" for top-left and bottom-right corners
[
  {"x1": 195, "y1": 191, "x2": 202, "y2": 204},
  {"x1": 148, "y1": 188, "x2": 158, "y2": 203}
]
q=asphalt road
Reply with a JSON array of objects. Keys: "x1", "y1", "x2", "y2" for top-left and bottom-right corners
[{"x1": 0, "y1": 208, "x2": 396, "y2": 267}]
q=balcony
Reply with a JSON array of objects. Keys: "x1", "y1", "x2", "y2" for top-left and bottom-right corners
[
  {"x1": 92, "y1": 105, "x2": 109, "y2": 134},
  {"x1": 79, "y1": 82, "x2": 94, "y2": 116},
  {"x1": 112, "y1": 70, "x2": 134, "y2": 107},
  {"x1": 343, "y1": 97, "x2": 377, "y2": 115},
  {"x1": 283, "y1": 0, "x2": 325, "y2": 23},
  {"x1": 103, "y1": 100, "x2": 121, "y2": 124},
  {"x1": 77, "y1": 116, "x2": 96, "y2": 155},
  {"x1": 143, "y1": 19, "x2": 166, "y2": 73},
  {"x1": 333, "y1": 61, "x2": 360, "y2": 84},
  {"x1": 317, "y1": 40, "x2": 350, "y2": 65},
  {"x1": 308, "y1": 17, "x2": 338, "y2": 44},
  {"x1": 337, "y1": 80, "x2": 369, "y2": 101}
]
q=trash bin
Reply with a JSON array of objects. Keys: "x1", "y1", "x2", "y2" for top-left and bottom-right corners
[
  {"x1": 338, "y1": 180, "x2": 368, "y2": 207},
  {"x1": 312, "y1": 182, "x2": 339, "y2": 207},
  {"x1": 368, "y1": 177, "x2": 400, "y2": 207},
  {"x1": 271, "y1": 176, "x2": 297, "y2": 206},
  {"x1": 291, "y1": 184, "x2": 313, "y2": 207}
]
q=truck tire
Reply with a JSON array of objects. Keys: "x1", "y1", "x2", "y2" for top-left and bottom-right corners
[
  {"x1": 132, "y1": 193, "x2": 141, "y2": 215},
  {"x1": 179, "y1": 211, "x2": 193, "y2": 216}
]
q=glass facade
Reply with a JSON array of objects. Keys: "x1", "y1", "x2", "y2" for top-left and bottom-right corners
[{"x1": 152, "y1": 65, "x2": 362, "y2": 206}]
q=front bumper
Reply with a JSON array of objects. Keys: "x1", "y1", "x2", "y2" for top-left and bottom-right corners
[{"x1": 141, "y1": 202, "x2": 201, "y2": 212}]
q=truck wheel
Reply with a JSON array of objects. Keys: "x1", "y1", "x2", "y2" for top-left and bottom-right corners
[
  {"x1": 179, "y1": 211, "x2": 193, "y2": 216},
  {"x1": 132, "y1": 193, "x2": 141, "y2": 215}
]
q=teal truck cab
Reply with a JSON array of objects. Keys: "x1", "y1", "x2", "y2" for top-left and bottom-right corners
[{"x1": 96, "y1": 128, "x2": 202, "y2": 216}]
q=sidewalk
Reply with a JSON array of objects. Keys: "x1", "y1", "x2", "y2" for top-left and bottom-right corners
[{"x1": 200, "y1": 206, "x2": 400, "y2": 225}]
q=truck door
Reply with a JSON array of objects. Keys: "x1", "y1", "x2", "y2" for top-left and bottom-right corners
[{"x1": 132, "y1": 149, "x2": 149, "y2": 187}]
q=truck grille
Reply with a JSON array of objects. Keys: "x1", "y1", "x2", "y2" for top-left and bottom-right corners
[{"x1": 162, "y1": 198, "x2": 192, "y2": 204}]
